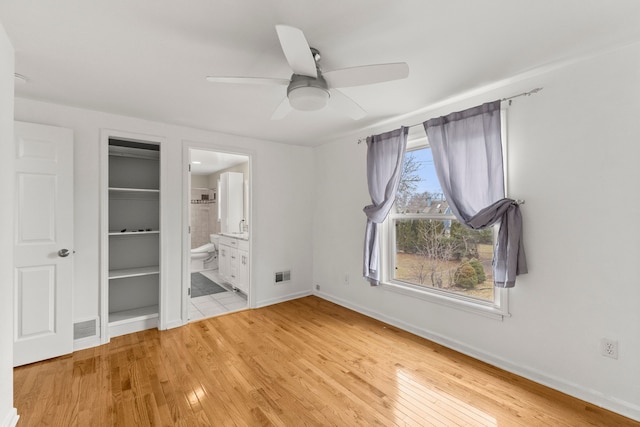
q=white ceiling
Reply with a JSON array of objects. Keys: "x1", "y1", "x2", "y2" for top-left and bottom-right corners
[
  {"x1": 2, "y1": 1, "x2": 640, "y2": 146},
  {"x1": 190, "y1": 149, "x2": 248, "y2": 175}
]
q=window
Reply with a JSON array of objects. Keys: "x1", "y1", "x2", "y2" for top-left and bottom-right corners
[{"x1": 381, "y1": 137, "x2": 509, "y2": 319}]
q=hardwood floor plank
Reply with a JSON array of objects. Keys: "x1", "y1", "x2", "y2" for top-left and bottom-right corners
[{"x1": 13, "y1": 296, "x2": 639, "y2": 426}]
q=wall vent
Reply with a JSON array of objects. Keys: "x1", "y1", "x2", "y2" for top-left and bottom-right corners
[
  {"x1": 274, "y1": 270, "x2": 291, "y2": 284},
  {"x1": 74, "y1": 318, "x2": 97, "y2": 340}
]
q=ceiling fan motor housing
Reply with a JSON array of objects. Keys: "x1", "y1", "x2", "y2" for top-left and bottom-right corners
[{"x1": 287, "y1": 73, "x2": 330, "y2": 111}]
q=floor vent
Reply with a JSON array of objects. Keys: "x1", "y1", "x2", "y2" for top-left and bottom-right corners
[
  {"x1": 275, "y1": 270, "x2": 291, "y2": 284},
  {"x1": 74, "y1": 319, "x2": 97, "y2": 340}
]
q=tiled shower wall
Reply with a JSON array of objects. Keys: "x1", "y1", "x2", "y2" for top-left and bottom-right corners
[{"x1": 190, "y1": 188, "x2": 217, "y2": 248}]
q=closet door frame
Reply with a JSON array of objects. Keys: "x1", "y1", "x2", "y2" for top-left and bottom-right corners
[{"x1": 99, "y1": 129, "x2": 167, "y2": 344}]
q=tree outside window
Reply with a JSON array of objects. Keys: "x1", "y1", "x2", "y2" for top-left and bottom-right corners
[{"x1": 390, "y1": 146, "x2": 495, "y2": 302}]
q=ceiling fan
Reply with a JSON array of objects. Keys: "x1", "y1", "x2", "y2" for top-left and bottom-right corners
[{"x1": 206, "y1": 25, "x2": 409, "y2": 120}]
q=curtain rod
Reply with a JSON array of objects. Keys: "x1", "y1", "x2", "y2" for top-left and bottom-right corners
[{"x1": 357, "y1": 87, "x2": 543, "y2": 144}]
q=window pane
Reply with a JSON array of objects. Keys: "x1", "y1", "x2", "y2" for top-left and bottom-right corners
[
  {"x1": 394, "y1": 218, "x2": 495, "y2": 302},
  {"x1": 395, "y1": 147, "x2": 443, "y2": 214}
]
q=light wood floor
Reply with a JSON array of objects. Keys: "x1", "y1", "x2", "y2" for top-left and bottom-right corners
[{"x1": 14, "y1": 296, "x2": 638, "y2": 426}]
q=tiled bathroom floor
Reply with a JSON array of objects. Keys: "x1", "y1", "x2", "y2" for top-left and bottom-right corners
[{"x1": 189, "y1": 269, "x2": 247, "y2": 321}]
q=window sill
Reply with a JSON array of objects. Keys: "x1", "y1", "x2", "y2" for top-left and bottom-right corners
[{"x1": 380, "y1": 281, "x2": 510, "y2": 321}]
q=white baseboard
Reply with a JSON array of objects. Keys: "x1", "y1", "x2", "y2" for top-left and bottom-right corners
[
  {"x1": 0, "y1": 408, "x2": 18, "y2": 427},
  {"x1": 315, "y1": 291, "x2": 640, "y2": 422},
  {"x1": 73, "y1": 335, "x2": 102, "y2": 352},
  {"x1": 164, "y1": 319, "x2": 185, "y2": 330},
  {"x1": 255, "y1": 290, "x2": 312, "y2": 308}
]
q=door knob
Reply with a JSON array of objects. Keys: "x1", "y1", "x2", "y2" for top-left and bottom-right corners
[{"x1": 58, "y1": 249, "x2": 70, "y2": 258}]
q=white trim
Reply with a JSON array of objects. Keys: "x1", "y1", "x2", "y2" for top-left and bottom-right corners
[
  {"x1": 158, "y1": 136, "x2": 168, "y2": 330},
  {"x1": 255, "y1": 290, "x2": 312, "y2": 308},
  {"x1": 0, "y1": 408, "x2": 18, "y2": 427},
  {"x1": 73, "y1": 336, "x2": 102, "y2": 352},
  {"x1": 181, "y1": 143, "x2": 190, "y2": 326},
  {"x1": 315, "y1": 291, "x2": 640, "y2": 422},
  {"x1": 380, "y1": 282, "x2": 508, "y2": 321},
  {"x1": 164, "y1": 319, "x2": 184, "y2": 330},
  {"x1": 99, "y1": 132, "x2": 109, "y2": 343}
]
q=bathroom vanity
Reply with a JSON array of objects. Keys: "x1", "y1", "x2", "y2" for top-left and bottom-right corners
[{"x1": 218, "y1": 234, "x2": 249, "y2": 294}]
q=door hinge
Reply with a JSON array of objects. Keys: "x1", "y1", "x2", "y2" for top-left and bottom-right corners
[
  {"x1": 188, "y1": 288, "x2": 191, "y2": 296},
  {"x1": 189, "y1": 164, "x2": 191, "y2": 172}
]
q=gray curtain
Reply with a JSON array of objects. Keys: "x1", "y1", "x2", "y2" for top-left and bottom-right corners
[
  {"x1": 423, "y1": 101, "x2": 527, "y2": 287},
  {"x1": 363, "y1": 127, "x2": 408, "y2": 285}
]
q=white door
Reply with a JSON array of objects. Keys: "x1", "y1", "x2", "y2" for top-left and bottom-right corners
[{"x1": 13, "y1": 121, "x2": 74, "y2": 367}]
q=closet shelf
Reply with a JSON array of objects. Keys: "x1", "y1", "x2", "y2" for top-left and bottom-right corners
[
  {"x1": 109, "y1": 266, "x2": 160, "y2": 279},
  {"x1": 109, "y1": 230, "x2": 159, "y2": 236},
  {"x1": 109, "y1": 187, "x2": 159, "y2": 200},
  {"x1": 108, "y1": 305, "x2": 159, "y2": 325},
  {"x1": 109, "y1": 187, "x2": 159, "y2": 193}
]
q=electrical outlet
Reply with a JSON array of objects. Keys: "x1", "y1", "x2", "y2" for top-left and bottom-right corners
[
  {"x1": 315, "y1": 284, "x2": 320, "y2": 291},
  {"x1": 601, "y1": 338, "x2": 619, "y2": 359}
]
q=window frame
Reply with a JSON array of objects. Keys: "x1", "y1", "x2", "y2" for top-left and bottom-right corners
[{"x1": 379, "y1": 112, "x2": 510, "y2": 320}]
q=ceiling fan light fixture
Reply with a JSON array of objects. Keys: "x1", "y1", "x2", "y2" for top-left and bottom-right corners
[
  {"x1": 207, "y1": 26, "x2": 408, "y2": 119},
  {"x1": 288, "y1": 86, "x2": 330, "y2": 111}
]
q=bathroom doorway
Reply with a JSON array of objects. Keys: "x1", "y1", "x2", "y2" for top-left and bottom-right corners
[{"x1": 187, "y1": 148, "x2": 250, "y2": 321}]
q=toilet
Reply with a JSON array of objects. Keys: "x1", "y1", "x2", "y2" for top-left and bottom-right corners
[{"x1": 191, "y1": 234, "x2": 220, "y2": 272}]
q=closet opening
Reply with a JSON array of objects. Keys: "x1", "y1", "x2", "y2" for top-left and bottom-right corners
[{"x1": 102, "y1": 134, "x2": 163, "y2": 341}]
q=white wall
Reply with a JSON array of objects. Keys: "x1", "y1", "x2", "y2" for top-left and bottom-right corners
[
  {"x1": 0, "y1": 19, "x2": 17, "y2": 427},
  {"x1": 190, "y1": 174, "x2": 209, "y2": 189},
  {"x1": 313, "y1": 42, "x2": 640, "y2": 420},
  {"x1": 13, "y1": 99, "x2": 314, "y2": 336},
  {"x1": 251, "y1": 144, "x2": 314, "y2": 306}
]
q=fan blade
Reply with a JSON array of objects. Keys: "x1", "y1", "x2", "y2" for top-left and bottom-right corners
[
  {"x1": 329, "y1": 89, "x2": 366, "y2": 120},
  {"x1": 275, "y1": 25, "x2": 317, "y2": 78},
  {"x1": 206, "y1": 76, "x2": 289, "y2": 86},
  {"x1": 324, "y1": 62, "x2": 409, "y2": 88},
  {"x1": 271, "y1": 97, "x2": 292, "y2": 120}
]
